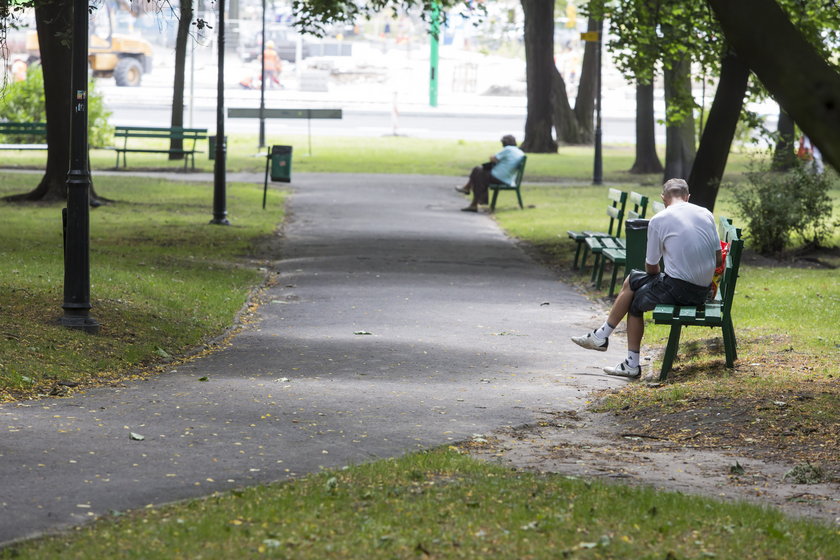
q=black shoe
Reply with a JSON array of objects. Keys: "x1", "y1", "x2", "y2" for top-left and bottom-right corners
[
  {"x1": 461, "y1": 206, "x2": 478, "y2": 212},
  {"x1": 455, "y1": 186, "x2": 470, "y2": 194}
]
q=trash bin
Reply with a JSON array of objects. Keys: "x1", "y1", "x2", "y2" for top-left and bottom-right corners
[
  {"x1": 624, "y1": 219, "x2": 650, "y2": 273},
  {"x1": 269, "y1": 145, "x2": 292, "y2": 182},
  {"x1": 208, "y1": 135, "x2": 227, "y2": 160}
]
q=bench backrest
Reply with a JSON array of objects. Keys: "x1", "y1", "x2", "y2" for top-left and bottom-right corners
[
  {"x1": 510, "y1": 155, "x2": 527, "y2": 188},
  {"x1": 0, "y1": 122, "x2": 47, "y2": 135},
  {"x1": 652, "y1": 201, "x2": 665, "y2": 214},
  {"x1": 718, "y1": 216, "x2": 744, "y2": 316},
  {"x1": 626, "y1": 191, "x2": 649, "y2": 221},
  {"x1": 606, "y1": 188, "x2": 628, "y2": 237},
  {"x1": 114, "y1": 126, "x2": 208, "y2": 140}
]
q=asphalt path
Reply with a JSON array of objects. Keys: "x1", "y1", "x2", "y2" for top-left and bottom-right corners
[{"x1": 0, "y1": 172, "x2": 631, "y2": 545}]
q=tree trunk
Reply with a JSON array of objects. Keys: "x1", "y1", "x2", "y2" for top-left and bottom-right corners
[
  {"x1": 553, "y1": 68, "x2": 585, "y2": 144},
  {"x1": 572, "y1": 16, "x2": 598, "y2": 144},
  {"x1": 629, "y1": 80, "x2": 663, "y2": 174},
  {"x1": 663, "y1": 57, "x2": 696, "y2": 180},
  {"x1": 687, "y1": 52, "x2": 750, "y2": 211},
  {"x1": 169, "y1": 0, "x2": 193, "y2": 159},
  {"x1": 4, "y1": 1, "x2": 102, "y2": 204},
  {"x1": 772, "y1": 108, "x2": 796, "y2": 170},
  {"x1": 520, "y1": 0, "x2": 557, "y2": 153},
  {"x1": 707, "y1": 0, "x2": 840, "y2": 173}
]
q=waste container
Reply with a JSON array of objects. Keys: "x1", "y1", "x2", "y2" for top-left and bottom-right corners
[
  {"x1": 269, "y1": 145, "x2": 292, "y2": 182},
  {"x1": 208, "y1": 135, "x2": 227, "y2": 160},
  {"x1": 624, "y1": 219, "x2": 650, "y2": 273}
]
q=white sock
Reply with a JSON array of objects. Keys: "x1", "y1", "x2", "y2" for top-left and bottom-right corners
[
  {"x1": 594, "y1": 322, "x2": 614, "y2": 340},
  {"x1": 626, "y1": 350, "x2": 640, "y2": 368}
]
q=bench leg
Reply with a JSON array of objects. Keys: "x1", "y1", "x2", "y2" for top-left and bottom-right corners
[
  {"x1": 595, "y1": 255, "x2": 606, "y2": 289},
  {"x1": 659, "y1": 324, "x2": 682, "y2": 381},
  {"x1": 722, "y1": 317, "x2": 737, "y2": 367},
  {"x1": 573, "y1": 241, "x2": 583, "y2": 269},
  {"x1": 607, "y1": 261, "x2": 622, "y2": 297},
  {"x1": 590, "y1": 253, "x2": 601, "y2": 283},
  {"x1": 580, "y1": 245, "x2": 591, "y2": 271},
  {"x1": 515, "y1": 187, "x2": 523, "y2": 209},
  {"x1": 489, "y1": 187, "x2": 499, "y2": 212}
]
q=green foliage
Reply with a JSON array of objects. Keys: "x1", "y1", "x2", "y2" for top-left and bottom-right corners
[
  {"x1": 0, "y1": 63, "x2": 113, "y2": 147},
  {"x1": 731, "y1": 162, "x2": 836, "y2": 254}
]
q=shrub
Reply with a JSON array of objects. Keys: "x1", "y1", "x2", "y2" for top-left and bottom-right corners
[
  {"x1": 732, "y1": 162, "x2": 836, "y2": 254},
  {"x1": 0, "y1": 63, "x2": 113, "y2": 147}
]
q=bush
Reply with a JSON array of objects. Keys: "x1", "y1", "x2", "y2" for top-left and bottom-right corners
[
  {"x1": 0, "y1": 63, "x2": 113, "y2": 147},
  {"x1": 732, "y1": 162, "x2": 836, "y2": 254}
]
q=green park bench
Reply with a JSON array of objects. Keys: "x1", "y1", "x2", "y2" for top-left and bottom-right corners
[
  {"x1": 489, "y1": 155, "x2": 527, "y2": 212},
  {"x1": 583, "y1": 191, "x2": 650, "y2": 286},
  {"x1": 111, "y1": 125, "x2": 208, "y2": 171},
  {"x1": 566, "y1": 188, "x2": 628, "y2": 271},
  {"x1": 652, "y1": 216, "x2": 744, "y2": 381},
  {"x1": 0, "y1": 122, "x2": 48, "y2": 151}
]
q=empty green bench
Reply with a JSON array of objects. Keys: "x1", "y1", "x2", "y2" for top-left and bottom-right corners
[
  {"x1": 0, "y1": 122, "x2": 48, "y2": 151},
  {"x1": 566, "y1": 188, "x2": 627, "y2": 271},
  {"x1": 586, "y1": 191, "x2": 650, "y2": 291},
  {"x1": 112, "y1": 126, "x2": 208, "y2": 170},
  {"x1": 652, "y1": 217, "x2": 744, "y2": 380}
]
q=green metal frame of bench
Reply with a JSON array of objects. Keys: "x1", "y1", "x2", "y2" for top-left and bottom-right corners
[
  {"x1": 488, "y1": 155, "x2": 527, "y2": 212},
  {"x1": 595, "y1": 194, "x2": 659, "y2": 297},
  {"x1": 0, "y1": 122, "x2": 48, "y2": 150},
  {"x1": 112, "y1": 126, "x2": 208, "y2": 170},
  {"x1": 566, "y1": 188, "x2": 628, "y2": 271},
  {"x1": 652, "y1": 216, "x2": 743, "y2": 381}
]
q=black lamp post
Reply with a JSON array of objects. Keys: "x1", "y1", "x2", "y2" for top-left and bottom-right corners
[
  {"x1": 211, "y1": 0, "x2": 230, "y2": 225},
  {"x1": 61, "y1": 0, "x2": 99, "y2": 334},
  {"x1": 592, "y1": 20, "x2": 604, "y2": 186}
]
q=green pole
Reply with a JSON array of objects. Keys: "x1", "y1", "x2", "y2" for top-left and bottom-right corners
[{"x1": 429, "y1": 2, "x2": 440, "y2": 107}]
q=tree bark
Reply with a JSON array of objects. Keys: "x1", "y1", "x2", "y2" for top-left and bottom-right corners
[
  {"x1": 772, "y1": 108, "x2": 796, "y2": 170},
  {"x1": 520, "y1": 0, "x2": 557, "y2": 153},
  {"x1": 552, "y1": 67, "x2": 585, "y2": 144},
  {"x1": 629, "y1": 80, "x2": 663, "y2": 174},
  {"x1": 572, "y1": 16, "x2": 598, "y2": 144},
  {"x1": 663, "y1": 56, "x2": 696, "y2": 180},
  {"x1": 707, "y1": 0, "x2": 840, "y2": 173},
  {"x1": 169, "y1": 0, "x2": 193, "y2": 159},
  {"x1": 687, "y1": 52, "x2": 750, "y2": 211}
]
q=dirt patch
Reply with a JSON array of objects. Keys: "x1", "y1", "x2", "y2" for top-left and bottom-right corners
[{"x1": 462, "y1": 409, "x2": 840, "y2": 525}]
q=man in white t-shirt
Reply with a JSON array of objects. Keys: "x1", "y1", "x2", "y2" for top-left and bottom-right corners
[
  {"x1": 456, "y1": 134, "x2": 525, "y2": 212},
  {"x1": 571, "y1": 178, "x2": 722, "y2": 378}
]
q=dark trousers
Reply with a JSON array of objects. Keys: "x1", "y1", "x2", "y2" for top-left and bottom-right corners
[{"x1": 467, "y1": 165, "x2": 503, "y2": 205}]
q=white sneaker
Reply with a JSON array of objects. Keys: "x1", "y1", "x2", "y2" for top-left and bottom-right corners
[
  {"x1": 570, "y1": 331, "x2": 609, "y2": 352},
  {"x1": 604, "y1": 360, "x2": 641, "y2": 378}
]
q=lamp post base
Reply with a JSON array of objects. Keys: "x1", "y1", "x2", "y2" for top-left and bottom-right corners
[
  {"x1": 60, "y1": 314, "x2": 100, "y2": 334},
  {"x1": 209, "y1": 217, "x2": 231, "y2": 226}
]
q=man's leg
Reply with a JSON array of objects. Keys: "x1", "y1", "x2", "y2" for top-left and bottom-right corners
[
  {"x1": 457, "y1": 165, "x2": 483, "y2": 195},
  {"x1": 463, "y1": 168, "x2": 491, "y2": 211}
]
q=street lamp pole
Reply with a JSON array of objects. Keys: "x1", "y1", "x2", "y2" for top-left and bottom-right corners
[
  {"x1": 258, "y1": 0, "x2": 266, "y2": 149},
  {"x1": 61, "y1": 0, "x2": 99, "y2": 334},
  {"x1": 592, "y1": 20, "x2": 604, "y2": 186},
  {"x1": 211, "y1": 0, "x2": 230, "y2": 225}
]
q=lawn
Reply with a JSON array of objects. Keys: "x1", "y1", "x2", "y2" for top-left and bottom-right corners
[
  {"x1": 0, "y1": 172, "x2": 286, "y2": 400},
  {"x1": 2, "y1": 449, "x2": 837, "y2": 560}
]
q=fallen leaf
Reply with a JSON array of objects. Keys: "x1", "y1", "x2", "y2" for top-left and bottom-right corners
[{"x1": 129, "y1": 432, "x2": 145, "y2": 441}]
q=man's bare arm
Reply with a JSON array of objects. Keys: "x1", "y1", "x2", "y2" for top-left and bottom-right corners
[{"x1": 645, "y1": 262, "x2": 660, "y2": 275}]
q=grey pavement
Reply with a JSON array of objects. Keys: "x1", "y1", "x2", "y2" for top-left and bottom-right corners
[{"x1": 0, "y1": 172, "x2": 630, "y2": 545}]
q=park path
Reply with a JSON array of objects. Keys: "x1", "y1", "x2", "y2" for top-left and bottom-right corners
[{"x1": 0, "y1": 173, "x2": 629, "y2": 544}]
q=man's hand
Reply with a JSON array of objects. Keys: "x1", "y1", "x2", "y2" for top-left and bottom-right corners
[
  {"x1": 645, "y1": 262, "x2": 660, "y2": 275},
  {"x1": 489, "y1": 155, "x2": 498, "y2": 163}
]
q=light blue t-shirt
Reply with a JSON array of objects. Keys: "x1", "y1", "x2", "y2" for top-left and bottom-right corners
[{"x1": 491, "y1": 145, "x2": 525, "y2": 186}]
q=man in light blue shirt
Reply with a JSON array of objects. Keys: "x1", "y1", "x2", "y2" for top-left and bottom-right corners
[{"x1": 456, "y1": 134, "x2": 525, "y2": 212}]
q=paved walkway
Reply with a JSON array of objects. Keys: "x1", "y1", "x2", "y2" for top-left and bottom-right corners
[{"x1": 0, "y1": 173, "x2": 629, "y2": 544}]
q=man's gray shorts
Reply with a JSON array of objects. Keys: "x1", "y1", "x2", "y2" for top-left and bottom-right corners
[{"x1": 627, "y1": 270, "x2": 710, "y2": 317}]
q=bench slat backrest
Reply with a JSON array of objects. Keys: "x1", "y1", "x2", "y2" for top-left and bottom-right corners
[
  {"x1": 606, "y1": 188, "x2": 628, "y2": 237},
  {"x1": 0, "y1": 122, "x2": 47, "y2": 135},
  {"x1": 718, "y1": 217, "x2": 743, "y2": 317},
  {"x1": 626, "y1": 191, "x2": 649, "y2": 221},
  {"x1": 114, "y1": 126, "x2": 207, "y2": 140},
  {"x1": 511, "y1": 155, "x2": 527, "y2": 188},
  {"x1": 652, "y1": 201, "x2": 665, "y2": 214}
]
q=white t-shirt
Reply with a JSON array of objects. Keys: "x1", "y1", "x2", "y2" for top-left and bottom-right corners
[{"x1": 646, "y1": 201, "x2": 720, "y2": 287}]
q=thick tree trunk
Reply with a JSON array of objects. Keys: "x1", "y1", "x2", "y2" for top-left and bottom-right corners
[
  {"x1": 520, "y1": 0, "x2": 557, "y2": 153},
  {"x1": 663, "y1": 57, "x2": 696, "y2": 180},
  {"x1": 629, "y1": 80, "x2": 663, "y2": 174},
  {"x1": 572, "y1": 17, "x2": 598, "y2": 144},
  {"x1": 707, "y1": 0, "x2": 840, "y2": 173},
  {"x1": 169, "y1": 0, "x2": 193, "y2": 159},
  {"x1": 772, "y1": 108, "x2": 796, "y2": 170},
  {"x1": 552, "y1": 68, "x2": 585, "y2": 144},
  {"x1": 687, "y1": 52, "x2": 750, "y2": 211}
]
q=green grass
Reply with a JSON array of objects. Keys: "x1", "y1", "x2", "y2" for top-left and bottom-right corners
[
  {"x1": 0, "y1": 172, "x2": 285, "y2": 398},
  {"x1": 0, "y1": 135, "x2": 757, "y2": 182},
  {"x1": 3, "y1": 449, "x2": 837, "y2": 559}
]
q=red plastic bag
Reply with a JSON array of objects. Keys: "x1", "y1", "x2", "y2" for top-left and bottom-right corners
[{"x1": 709, "y1": 241, "x2": 730, "y2": 300}]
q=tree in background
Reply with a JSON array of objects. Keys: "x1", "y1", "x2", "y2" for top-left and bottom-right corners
[{"x1": 169, "y1": 0, "x2": 194, "y2": 160}]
